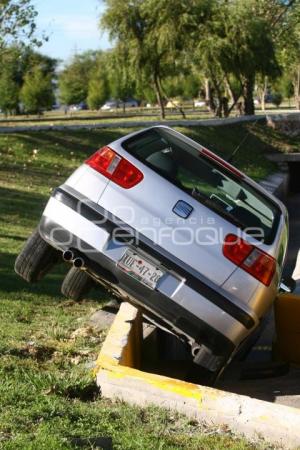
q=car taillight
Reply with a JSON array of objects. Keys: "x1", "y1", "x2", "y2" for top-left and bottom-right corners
[
  {"x1": 86, "y1": 146, "x2": 143, "y2": 189},
  {"x1": 223, "y1": 234, "x2": 276, "y2": 286}
]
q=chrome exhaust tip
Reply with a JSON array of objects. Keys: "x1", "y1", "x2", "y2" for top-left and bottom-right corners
[
  {"x1": 62, "y1": 249, "x2": 74, "y2": 262},
  {"x1": 73, "y1": 257, "x2": 85, "y2": 269}
]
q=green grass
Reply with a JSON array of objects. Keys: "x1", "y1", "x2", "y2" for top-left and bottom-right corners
[{"x1": 0, "y1": 123, "x2": 289, "y2": 449}]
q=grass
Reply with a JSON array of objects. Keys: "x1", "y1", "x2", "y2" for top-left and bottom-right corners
[{"x1": 0, "y1": 122, "x2": 290, "y2": 449}]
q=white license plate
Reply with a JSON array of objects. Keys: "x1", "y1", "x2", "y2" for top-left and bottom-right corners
[{"x1": 118, "y1": 249, "x2": 164, "y2": 289}]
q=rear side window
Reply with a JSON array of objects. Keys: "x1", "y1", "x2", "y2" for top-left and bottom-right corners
[{"x1": 122, "y1": 128, "x2": 281, "y2": 245}]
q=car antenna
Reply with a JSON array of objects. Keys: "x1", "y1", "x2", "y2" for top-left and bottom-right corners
[{"x1": 227, "y1": 117, "x2": 261, "y2": 164}]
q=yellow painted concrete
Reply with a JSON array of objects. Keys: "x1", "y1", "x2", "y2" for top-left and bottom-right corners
[
  {"x1": 95, "y1": 303, "x2": 205, "y2": 404},
  {"x1": 95, "y1": 302, "x2": 300, "y2": 449},
  {"x1": 275, "y1": 293, "x2": 300, "y2": 364}
]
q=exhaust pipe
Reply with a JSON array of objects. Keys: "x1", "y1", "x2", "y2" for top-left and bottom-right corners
[
  {"x1": 63, "y1": 249, "x2": 85, "y2": 269},
  {"x1": 73, "y1": 257, "x2": 85, "y2": 269},
  {"x1": 63, "y1": 249, "x2": 75, "y2": 262}
]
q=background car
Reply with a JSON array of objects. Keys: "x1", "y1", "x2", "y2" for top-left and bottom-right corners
[
  {"x1": 194, "y1": 100, "x2": 206, "y2": 107},
  {"x1": 123, "y1": 98, "x2": 139, "y2": 108},
  {"x1": 69, "y1": 102, "x2": 87, "y2": 111},
  {"x1": 101, "y1": 99, "x2": 139, "y2": 111},
  {"x1": 101, "y1": 100, "x2": 120, "y2": 111}
]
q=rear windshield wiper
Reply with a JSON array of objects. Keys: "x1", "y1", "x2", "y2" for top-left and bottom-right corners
[
  {"x1": 191, "y1": 187, "x2": 209, "y2": 204},
  {"x1": 191, "y1": 187, "x2": 245, "y2": 230}
]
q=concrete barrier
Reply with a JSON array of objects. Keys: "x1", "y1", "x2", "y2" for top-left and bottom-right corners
[
  {"x1": 95, "y1": 302, "x2": 300, "y2": 449},
  {"x1": 1, "y1": 111, "x2": 300, "y2": 134},
  {"x1": 259, "y1": 171, "x2": 290, "y2": 201}
]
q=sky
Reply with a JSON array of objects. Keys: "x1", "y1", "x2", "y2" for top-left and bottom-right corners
[{"x1": 33, "y1": 0, "x2": 110, "y2": 63}]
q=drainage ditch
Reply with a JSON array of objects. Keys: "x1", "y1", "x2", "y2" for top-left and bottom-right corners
[
  {"x1": 288, "y1": 161, "x2": 300, "y2": 193},
  {"x1": 133, "y1": 164, "x2": 300, "y2": 389}
]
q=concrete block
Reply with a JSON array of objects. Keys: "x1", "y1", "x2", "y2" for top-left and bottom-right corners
[{"x1": 95, "y1": 302, "x2": 300, "y2": 449}]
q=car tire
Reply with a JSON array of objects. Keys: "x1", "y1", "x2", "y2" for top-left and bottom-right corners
[
  {"x1": 61, "y1": 267, "x2": 94, "y2": 301},
  {"x1": 14, "y1": 228, "x2": 59, "y2": 282}
]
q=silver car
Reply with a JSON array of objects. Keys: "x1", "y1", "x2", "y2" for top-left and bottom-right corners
[{"x1": 15, "y1": 126, "x2": 288, "y2": 382}]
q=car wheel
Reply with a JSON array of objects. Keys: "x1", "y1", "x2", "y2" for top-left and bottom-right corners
[
  {"x1": 14, "y1": 228, "x2": 59, "y2": 282},
  {"x1": 61, "y1": 267, "x2": 94, "y2": 301}
]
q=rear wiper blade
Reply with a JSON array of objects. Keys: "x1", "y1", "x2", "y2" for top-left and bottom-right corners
[
  {"x1": 217, "y1": 207, "x2": 245, "y2": 230},
  {"x1": 191, "y1": 187, "x2": 209, "y2": 203},
  {"x1": 191, "y1": 187, "x2": 245, "y2": 230}
]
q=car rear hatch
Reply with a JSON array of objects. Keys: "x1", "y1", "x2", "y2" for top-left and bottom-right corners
[{"x1": 86, "y1": 126, "x2": 282, "y2": 287}]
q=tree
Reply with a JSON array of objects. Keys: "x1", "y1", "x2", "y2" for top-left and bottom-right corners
[
  {"x1": 0, "y1": 45, "x2": 57, "y2": 115},
  {"x1": 226, "y1": 2, "x2": 280, "y2": 115},
  {"x1": 0, "y1": 0, "x2": 42, "y2": 50},
  {"x1": 0, "y1": 46, "x2": 21, "y2": 114},
  {"x1": 194, "y1": 0, "x2": 281, "y2": 116},
  {"x1": 250, "y1": 0, "x2": 300, "y2": 111},
  {"x1": 87, "y1": 67, "x2": 110, "y2": 109},
  {"x1": 20, "y1": 66, "x2": 54, "y2": 114},
  {"x1": 0, "y1": 72, "x2": 19, "y2": 114},
  {"x1": 272, "y1": 0, "x2": 300, "y2": 109},
  {"x1": 59, "y1": 51, "x2": 97, "y2": 105},
  {"x1": 106, "y1": 48, "x2": 136, "y2": 112},
  {"x1": 101, "y1": 0, "x2": 211, "y2": 119},
  {"x1": 99, "y1": 0, "x2": 300, "y2": 117},
  {"x1": 19, "y1": 48, "x2": 57, "y2": 79},
  {"x1": 273, "y1": 74, "x2": 294, "y2": 105}
]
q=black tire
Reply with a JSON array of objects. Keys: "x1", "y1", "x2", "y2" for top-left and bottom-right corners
[
  {"x1": 14, "y1": 228, "x2": 59, "y2": 283},
  {"x1": 61, "y1": 267, "x2": 94, "y2": 301}
]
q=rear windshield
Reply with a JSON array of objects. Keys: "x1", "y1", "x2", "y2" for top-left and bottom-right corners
[{"x1": 122, "y1": 128, "x2": 281, "y2": 244}]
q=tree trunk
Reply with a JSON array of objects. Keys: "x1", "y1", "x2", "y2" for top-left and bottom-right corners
[
  {"x1": 294, "y1": 65, "x2": 300, "y2": 110},
  {"x1": 260, "y1": 76, "x2": 268, "y2": 112},
  {"x1": 154, "y1": 74, "x2": 165, "y2": 119},
  {"x1": 204, "y1": 78, "x2": 216, "y2": 114},
  {"x1": 242, "y1": 75, "x2": 255, "y2": 115},
  {"x1": 224, "y1": 75, "x2": 243, "y2": 116},
  {"x1": 260, "y1": 93, "x2": 265, "y2": 112},
  {"x1": 224, "y1": 76, "x2": 235, "y2": 105},
  {"x1": 222, "y1": 97, "x2": 229, "y2": 117},
  {"x1": 159, "y1": 78, "x2": 186, "y2": 119},
  {"x1": 209, "y1": 75, "x2": 223, "y2": 118}
]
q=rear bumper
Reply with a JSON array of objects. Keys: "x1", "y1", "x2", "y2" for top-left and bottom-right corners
[{"x1": 39, "y1": 186, "x2": 259, "y2": 364}]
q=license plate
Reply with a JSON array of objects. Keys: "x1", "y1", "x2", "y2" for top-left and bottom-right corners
[{"x1": 118, "y1": 249, "x2": 164, "y2": 289}]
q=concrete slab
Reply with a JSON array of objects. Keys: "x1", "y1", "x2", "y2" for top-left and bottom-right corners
[
  {"x1": 95, "y1": 303, "x2": 300, "y2": 449},
  {"x1": 89, "y1": 309, "x2": 116, "y2": 332},
  {"x1": 218, "y1": 364, "x2": 300, "y2": 408}
]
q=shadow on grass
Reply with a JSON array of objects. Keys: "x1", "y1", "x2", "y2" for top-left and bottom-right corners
[
  {"x1": 3, "y1": 344, "x2": 57, "y2": 362},
  {"x1": 0, "y1": 186, "x2": 47, "y2": 221},
  {"x1": 0, "y1": 233, "x2": 25, "y2": 241},
  {"x1": 12, "y1": 129, "x2": 130, "y2": 155},
  {"x1": 1, "y1": 250, "x2": 111, "y2": 305},
  {"x1": 1, "y1": 250, "x2": 66, "y2": 297}
]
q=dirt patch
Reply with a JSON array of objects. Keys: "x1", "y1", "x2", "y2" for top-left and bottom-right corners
[
  {"x1": 267, "y1": 115, "x2": 300, "y2": 137},
  {"x1": 44, "y1": 381, "x2": 100, "y2": 402},
  {"x1": 4, "y1": 343, "x2": 56, "y2": 362}
]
